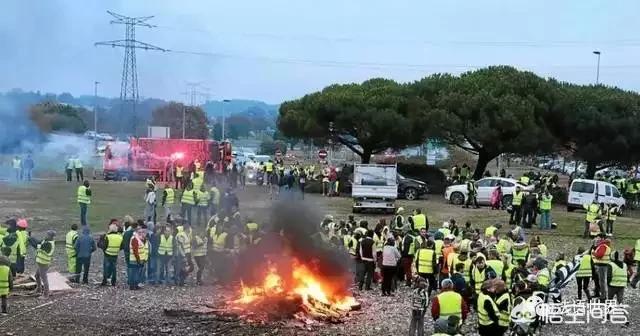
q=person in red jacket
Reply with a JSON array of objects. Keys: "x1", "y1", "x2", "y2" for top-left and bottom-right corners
[
  {"x1": 592, "y1": 234, "x2": 612, "y2": 302},
  {"x1": 431, "y1": 278, "x2": 469, "y2": 322}
]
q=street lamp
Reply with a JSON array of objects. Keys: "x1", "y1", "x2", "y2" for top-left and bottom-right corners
[
  {"x1": 221, "y1": 99, "x2": 231, "y2": 141},
  {"x1": 593, "y1": 51, "x2": 601, "y2": 85}
]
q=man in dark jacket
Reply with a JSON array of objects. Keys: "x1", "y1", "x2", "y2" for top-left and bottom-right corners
[
  {"x1": 358, "y1": 230, "x2": 375, "y2": 291},
  {"x1": 122, "y1": 221, "x2": 139, "y2": 286},
  {"x1": 74, "y1": 227, "x2": 96, "y2": 284},
  {"x1": 521, "y1": 192, "x2": 538, "y2": 228}
]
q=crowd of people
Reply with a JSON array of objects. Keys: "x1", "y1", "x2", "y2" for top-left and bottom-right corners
[{"x1": 315, "y1": 207, "x2": 632, "y2": 335}]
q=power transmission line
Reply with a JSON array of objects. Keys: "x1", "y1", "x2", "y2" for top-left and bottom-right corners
[{"x1": 95, "y1": 11, "x2": 167, "y2": 135}]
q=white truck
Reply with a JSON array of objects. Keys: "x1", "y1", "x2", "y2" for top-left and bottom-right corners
[{"x1": 352, "y1": 163, "x2": 398, "y2": 213}]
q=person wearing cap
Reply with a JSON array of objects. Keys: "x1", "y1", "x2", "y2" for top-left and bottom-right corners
[
  {"x1": 74, "y1": 226, "x2": 96, "y2": 284},
  {"x1": 77, "y1": 180, "x2": 92, "y2": 227},
  {"x1": 432, "y1": 278, "x2": 468, "y2": 322},
  {"x1": 608, "y1": 250, "x2": 628, "y2": 306},
  {"x1": 15, "y1": 219, "x2": 28, "y2": 274},
  {"x1": 0, "y1": 247, "x2": 12, "y2": 315},
  {"x1": 31, "y1": 230, "x2": 55, "y2": 296},
  {"x1": 381, "y1": 237, "x2": 401, "y2": 296},
  {"x1": 101, "y1": 224, "x2": 123, "y2": 286}
]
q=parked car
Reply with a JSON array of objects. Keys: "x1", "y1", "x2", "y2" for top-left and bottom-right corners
[
  {"x1": 567, "y1": 179, "x2": 626, "y2": 214},
  {"x1": 444, "y1": 177, "x2": 534, "y2": 206},
  {"x1": 397, "y1": 173, "x2": 429, "y2": 200}
]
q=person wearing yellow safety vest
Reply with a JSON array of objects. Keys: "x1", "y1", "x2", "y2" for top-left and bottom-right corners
[
  {"x1": 494, "y1": 280, "x2": 512, "y2": 334},
  {"x1": 73, "y1": 156, "x2": 84, "y2": 182},
  {"x1": 14, "y1": 219, "x2": 28, "y2": 275},
  {"x1": 0, "y1": 246, "x2": 12, "y2": 314},
  {"x1": 605, "y1": 203, "x2": 619, "y2": 236},
  {"x1": 411, "y1": 209, "x2": 429, "y2": 232},
  {"x1": 161, "y1": 184, "x2": 175, "y2": 222},
  {"x1": 607, "y1": 251, "x2": 628, "y2": 307},
  {"x1": 451, "y1": 249, "x2": 472, "y2": 284},
  {"x1": 484, "y1": 223, "x2": 500, "y2": 241},
  {"x1": 12, "y1": 156, "x2": 22, "y2": 182},
  {"x1": 632, "y1": 238, "x2": 640, "y2": 289},
  {"x1": 470, "y1": 256, "x2": 497, "y2": 303},
  {"x1": 485, "y1": 250, "x2": 504, "y2": 281},
  {"x1": 532, "y1": 258, "x2": 550, "y2": 292},
  {"x1": 415, "y1": 240, "x2": 438, "y2": 297},
  {"x1": 101, "y1": 224, "x2": 123, "y2": 286},
  {"x1": 264, "y1": 160, "x2": 274, "y2": 186},
  {"x1": 77, "y1": 180, "x2": 92, "y2": 227},
  {"x1": 192, "y1": 232, "x2": 207, "y2": 285},
  {"x1": 175, "y1": 224, "x2": 192, "y2": 286},
  {"x1": 401, "y1": 229, "x2": 418, "y2": 286},
  {"x1": 575, "y1": 247, "x2": 594, "y2": 300},
  {"x1": 511, "y1": 239, "x2": 530, "y2": 265},
  {"x1": 62, "y1": 224, "x2": 78, "y2": 275},
  {"x1": 463, "y1": 179, "x2": 479, "y2": 209},
  {"x1": 210, "y1": 185, "x2": 221, "y2": 216},
  {"x1": 538, "y1": 190, "x2": 553, "y2": 230},
  {"x1": 196, "y1": 185, "x2": 211, "y2": 227},
  {"x1": 157, "y1": 225, "x2": 173, "y2": 285},
  {"x1": 431, "y1": 278, "x2": 468, "y2": 322},
  {"x1": 128, "y1": 227, "x2": 149, "y2": 290},
  {"x1": 174, "y1": 163, "x2": 184, "y2": 190},
  {"x1": 592, "y1": 234, "x2": 612, "y2": 302},
  {"x1": 476, "y1": 279, "x2": 500, "y2": 336},
  {"x1": 33, "y1": 230, "x2": 56, "y2": 297},
  {"x1": 509, "y1": 186, "x2": 524, "y2": 225},
  {"x1": 583, "y1": 200, "x2": 601, "y2": 238},
  {"x1": 180, "y1": 184, "x2": 198, "y2": 226}
]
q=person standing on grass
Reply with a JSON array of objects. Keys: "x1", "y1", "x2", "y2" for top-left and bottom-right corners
[
  {"x1": 12, "y1": 156, "x2": 21, "y2": 182},
  {"x1": 161, "y1": 183, "x2": 175, "y2": 223},
  {"x1": 74, "y1": 226, "x2": 95, "y2": 284},
  {"x1": 31, "y1": 230, "x2": 55, "y2": 297},
  {"x1": 0, "y1": 247, "x2": 13, "y2": 315},
  {"x1": 381, "y1": 237, "x2": 400, "y2": 296},
  {"x1": 101, "y1": 224, "x2": 123, "y2": 286},
  {"x1": 538, "y1": 189, "x2": 553, "y2": 230},
  {"x1": 65, "y1": 156, "x2": 74, "y2": 182},
  {"x1": 408, "y1": 277, "x2": 428, "y2": 336},
  {"x1": 77, "y1": 180, "x2": 92, "y2": 227},
  {"x1": 144, "y1": 186, "x2": 157, "y2": 224},
  {"x1": 74, "y1": 156, "x2": 84, "y2": 182},
  {"x1": 607, "y1": 251, "x2": 628, "y2": 312}
]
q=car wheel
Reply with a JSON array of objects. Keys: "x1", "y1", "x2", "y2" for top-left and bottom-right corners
[
  {"x1": 404, "y1": 188, "x2": 418, "y2": 201},
  {"x1": 502, "y1": 195, "x2": 513, "y2": 208},
  {"x1": 450, "y1": 192, "x2": 465, "y2": 205}
]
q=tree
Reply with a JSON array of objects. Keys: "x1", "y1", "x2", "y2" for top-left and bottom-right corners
[
  {"x1": 412, "y1": 66, "x2": 556, "y2": 179},
  {"x1": 547, "y1": 83, "x2": 640, "y2": 178},
  {"x1": 273, "y1": 129, "x2": 299, "y2": 149},
  {"x1": 259, "y1": 139, "x2": 288, "y2": 155},
  {"x1": 278, "y1": 78, "x2": 426, "y2": 163},
  {"x1": 28, "y1": 101, "x2": 90, "y2": 134},
  {"x1": 150, "y1": 102, "x2": 209, "y2": 139}
]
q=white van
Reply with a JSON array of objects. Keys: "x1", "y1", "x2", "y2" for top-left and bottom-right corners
[{"x1": 567, "y1": 178, "x2": 626, "y2": 213}]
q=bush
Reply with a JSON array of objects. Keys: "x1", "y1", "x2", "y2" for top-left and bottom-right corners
[{"x1": 397, "y1": 162, "x2": 447, "y2": 194}]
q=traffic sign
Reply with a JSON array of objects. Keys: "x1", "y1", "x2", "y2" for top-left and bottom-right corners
[{"x1": 318, "y1": 149, "x2": 328, "y2": 159}]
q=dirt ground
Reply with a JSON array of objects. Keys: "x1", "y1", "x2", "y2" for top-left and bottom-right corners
[{"x1": 1, "y1": 180, "x2": 640, "y2": 335}]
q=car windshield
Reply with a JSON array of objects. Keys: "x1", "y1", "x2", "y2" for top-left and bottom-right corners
[{"x1": 571, "y1": 181, "x2": 595, "y2": 193}]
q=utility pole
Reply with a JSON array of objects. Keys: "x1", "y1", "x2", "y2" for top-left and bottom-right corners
[
  {"x1": 95, "y1": 11, "x2": 166, "y2": 136},
  {"x1": 221, "y1": 99, "x2": 231, "y2": 141},
  {"x1": 93, "y1": 81, "x2": 100, "y2": 135},
  {"x1": 593, "y1": 51, "x2": 601, "y2": 85}
]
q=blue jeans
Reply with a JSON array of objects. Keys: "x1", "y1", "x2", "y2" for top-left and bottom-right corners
[
  {"x1": 103, "y1": 255, "x2": 118, "y2": 285},
  {"x1": 147, "y1": 254, "x2": 157, "y2": 284},
  {"x1": 539, "y1": 210, "x2": 551, "y2": 229},
  {"x1": 158, "y1": 255, "x2": 172, "y2": 283},
  {"x1": 127, "y1": 262, "x2": 140, "y2": 288},
  {"x1": 79, "y1": 203, "x2": 88, "y2": 227},
  {"x1": 181, "y1": 204, "x2": 193, "y2": 225}
]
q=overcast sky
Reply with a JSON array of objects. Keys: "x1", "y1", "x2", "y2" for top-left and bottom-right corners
[{"x1": 2, "y1": 0, "x2": 640, "y2": 103}]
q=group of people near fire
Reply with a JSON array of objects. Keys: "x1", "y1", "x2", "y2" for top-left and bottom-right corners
[{"x1": 318, "y1": 207, "x2": 633, "y2": 335}]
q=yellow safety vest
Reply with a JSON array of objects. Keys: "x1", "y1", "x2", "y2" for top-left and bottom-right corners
[
  {"x1": 453, "y1": 257, "x2": 472, "y2": 282},
  {"x1": 552, "y1": 260, "x2": 567, "y2": 274},
  {"x1": 512, "y1": 191, "x2": 523, "y2": 206},
  {"x1": 0, "y1": 264, "x2": 10, "y2": 296},
  {"x1": 348, "y1": 236, "x2": 358, "y2": 256},
  {"x1": 496, "y1": 239, "x2": 511, "y2": 255},
  {"x1": 576, "y1": 255, "x2": 592, "y2": 277},
  {"x1": 538, "y1": 244, "x2": 548, "y2": 258},
  {"x1": 413, "y1": 214, "x2": 427, "y2": 231},
  {"x1": 265, "y1": 162, "x2": 274, "y2": 172},
  {"x1": 105, "y1": 233, "x2": 123, "y2": 256},
  {"x1": 634, "y1": 239, "x2": 640, "y2": 262},
  {"x1": 176, "y1": 230, "x2": 191, "y2": 255},
  {"x1": 537, "y1": 268, "x2": 550, "y2": 287},
  {"x1": 472, "y1": 267, "x2": 488, "y2": 293},
  {"x1": 192, "y1": 177, "x2": 203, "y2": 191},
  {"x1": 65, "y1": 230, "x2": 78, "y2": 257},
  {"x1": 495, "y1": 292, "x2": 512, "y2": 327},
  {"x1": 158, "y1": 234, "x2": 173, "y2": 256},
  {"x1": 438, "y1": 228, "x2": 451, "y2": 237},
  {"x1": 246, "y1": 222, "x2": 259, "y2": 233},
  {"x1": 3, "y1": 238, "x2": 18, "y2": 263},
  {"x1": 610, "y1": 262, "x2": 627, "y2": 288},
  {"x1": 486, "y1": 260, "x2": 504, "y2": 280},
  {"x1": 484, "y1": 226, "x2": 497, "y2": 238},
  {"x1": 129, "y1": 239, "x2": 149, "y2": 262},
  {"x1": 192, "y1": 236, "x2": 207, "y2": 257},
  {"x1": 12, "y1": 159, "x2": 21, "y2": 169},
  {"x1": 593, "y1": 245, "x2": 611, "y2": 264},
  {"x1": 404, "y1": 235, "x2": 416, "y2": 256},
  {"x1": 36, "y1": 241, "x2": 55, "y2": 265},
  {"x1": 437, "y1": 291, "x2": 463, "y2": 320},
  {"x1": 416, "y1": 248, "x2": 435, "y2": 274},
  {"x1": 210, "y1": 187, "x2": 221, "y2": 205},
  {"x1": 607, "y1": 206, "x2": 618, "y2": 221},
  {"x1": 77, "y1": 186, "x2": 91, "y2": 204},
  {"x1": 504, "y1": 265, "x2": 514, "y2": 289},
  {"x1": 16, "y1": 230, "x2": 27, "y2": 257},
  {"x1": 586, "y1": 204, "x2": 600, "y2": 222},
  {"x1": 434, "y1": 240, "x2": 444, "y2": 259},
  {"x1": 477, "y1": 292, "x2": 498, "y2": 326},
  {"x1": 512, "y1": 246, "x2": 529, "y2": 263},
  {"x1": 181, "y1": 190, "x2": 196, "y2": 205},
  {"x1": 213, "y1": 232, "x2": 228, "y2": 252},
  {"x1": 165, "y1": 188, "x2": 175, "y2": 204},
  {"x1": 197, "y1": 191, "x2": 210, "y2": 207},
  {"x1": 539, "y1": 195, "x2": 553, "y2": 210}
]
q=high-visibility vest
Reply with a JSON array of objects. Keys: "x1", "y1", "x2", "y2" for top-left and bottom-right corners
[
  {"x1": 519, "y1": 176, "x2": 530, "y2": 185},
  {"x1": 576, "y1": 254, "x2": 592, "y2": 277},
  {"x1": 512, "y1": 247, "x2": 529, "y2": 263},
  {"x1": 434, "y1": 240, "x2": 444, "y2": 259},
  {"x1": 129, "y1": 238, "x2": 149, "y2": 262},
  {"x1": 181, "y1": 190, "x2": 196, "y2": 205},
  {"x1": 635, "y1": 240, "x2": 640, "y2": 262},
  {"x1": 416, "y1": 248, "x2": 435, "y2": 274},
  {"x1": 65, "y1": 230, "x2": 78, "y2": 257},
  {"x1": 2, "y1": 238, "x2": 18, "y2": 263},
  {"x1": 412, "y1": 214, "x2": 427, "y2": 231},
  {"x1": 453, "y1": 257, "x2": 472, "y2": 282},
  {"x1": 477, "y1": 293, "x2": 498, "y2": 326},
  {"x1": 552, "y1": 260, "x2": 567, "y2": 274},
  {"x1": 246, "y1": 222, "x2": 259, "y2": 233},
  {"x1": 512, "y1": 191, "x2": 523, "y2": 206},
  {"x1": 0, "y1": 264, "x2": 10, "y2": 296},
  {"x1": 16, "y1": 230, "x2": 27, "y2": 257},
  {"x1": 197, "y1": 191, "x2": 210, "y2": 207},
  {"x1": 36, "y1": 241, "x2": 55, "y2": 265},
  {"x1": 158, "y1": 234, "x2": 173, "y2": 256},
  {"x1": 472, "y1": 267, "x2": 488, "y2": 292},
  {"x1": 486, "y1": 260, "x2": 504, "y2": 279},
  {"x1": 12, "y1": 159, "x2": 21, "y2": 169},
  {"x1": 593, "y1": 245, "x2": 611, "y2": 264},
  {"x1": 404, "y1": 234, "x2": 416, "y2": 256},
  {"x1": 537, "y1": 268, "x2": 550, "y2": 287},
  {"x1": 210, "y1": 187, "x2": 221, "y2": 205},
  {"x1": 192, "y1": 236, "x2": 207, "y2": 257},
  {"x1": 105, "y1": 233, "x2": 123, "y2": 256},
  {"x1": 265, "y1": 162, "x2": 274, "y2": 172},
  {"x1": 459, "y1": 239, "x2": 471, "y2": 253},
  {"x1": 74, "y1": 158, "x2": 83, "y2": 168},
  {"x1": 213, "y1": 232, "x2": 228, "y2": 252},
  {"x1": 586, "y1": 204, "x2": 600, "y2": 222},
  {"x1": 539, "y1": 195, "x2": 553, "y2": 210},
  {"x1": 77, "y1": 186, "x2": 91, "y2": 204},
  {"x1": 176, "y1": 230, "x2": 191, "y2": 255},
  {"x1": 438, "y1": 228, "x2": 451, "y2": 237},
  {"x1": 165, "y1": 188, "x2": 175, "y2": 204},
  {"x1": 495, "y1": 292, "x2": 512, "y2": 327},
  {"x1": 346, "y1": 236, "x2": 357, "y2": 256},
  {"x1": 610, "y1": 262, "x2": 628, "y2": 288},
  {"x1": 538, "y1": 244, "x2": 548, "y2": 258},
  {"x1": 437, "y1": 291, "x2": 463, "y2": 320},
  {"x1": 496, "y1": 239, "x2": 511, "y2": 255},
  {"x1": 484, "y1": 226, "x2": 497, "y2": 238},
  {"x1": 192, "y1": 177, "x2": 203, "y2": 191},
  {"x1": 504, "y1": 265, "x2": 514, "y2": 289},
  {"x1": 373, "y1": 234, "x2": 384, "y2": 252},
  {"x1": 607, "y1": 206, "x2": 618, "y2": 221}
]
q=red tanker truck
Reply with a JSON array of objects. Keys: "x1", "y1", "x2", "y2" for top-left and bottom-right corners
[{"x1": 103, "y1": 137, "x2": 232, "y2": 181}]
